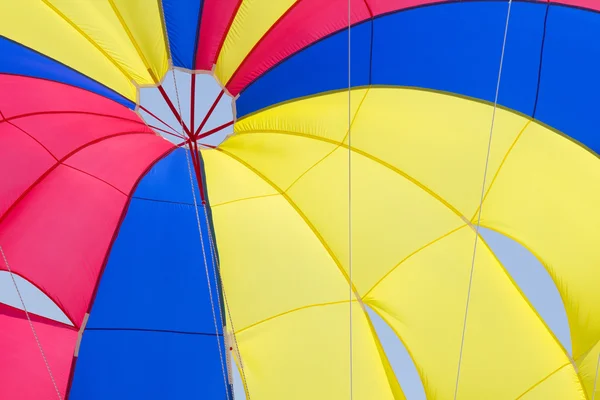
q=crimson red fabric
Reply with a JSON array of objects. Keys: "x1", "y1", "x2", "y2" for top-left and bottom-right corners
[
  {"x1": 225, "y1": 0, "x2": 372, "y2": 95},
  {"x1": 223, "y1": 0, "x2": 597, "y2": 95},
  {"x1": 0, "y1": 303, "x2": 77, "y2": 399},
  {"x1": 0, "y1": 75, "x2": 173, "y2": 327},
  {"x1": 195, "y1": 0, "x2": 242, "y2": 70}
]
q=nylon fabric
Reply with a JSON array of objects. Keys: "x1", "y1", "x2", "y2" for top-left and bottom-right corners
[
  {"x1": 0, "y1": 303, "x2": 76, "y2": 400},
  {"x1": 70, "y1": 149, "x2": 230, "y2": 399},
  {"x1": 214, "y1": 0, "x2": 297, "y2": 85},
  {"x1": 160, "y1": 0, "x2": 203, "y2": 70},
  {"x1": 203, "y1": 86, "x2": 598, "y2": 398},
  {"x1": 0, "y1": 0, "x2": 168, "y2": 101}
]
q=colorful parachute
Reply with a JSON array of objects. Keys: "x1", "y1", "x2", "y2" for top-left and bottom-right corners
[{"x1": 1, "y1": 0, "x2": 600, "y2": 399}]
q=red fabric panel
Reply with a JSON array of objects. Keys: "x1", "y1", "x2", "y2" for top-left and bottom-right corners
[
  {"x1": 0, "y1": 74, "x2": 175, "y2": 327},
  {"x1": 0, "y1": 123, "x2": 55, "y2": 216},
  {"x1": 225, "y1": 0, "x2": 371, "y2": 95},
  {"x1": 0, "y1": 165, "x2": 128, "y2": 326},
  {"x1": 224, "y1": 0, "x2": 599, "y2": 95},
  {"x1": 12, "y1": 114, "x2": 151, "y2": 159},
  {"x1": 194, "y1": 0, "x2": 242, "y2": 71},
  {"x1": 65, "y1": 134, "x2": 173, "y2": 195},
  {"x1": 0, "y1": 303, "x2": 76, "y2": 399},
  {"x1": 0, "y1": 75, "x2": 137, "y2": 122}
]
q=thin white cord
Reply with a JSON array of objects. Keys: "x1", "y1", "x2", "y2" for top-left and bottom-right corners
[
  {"x1": 0, "y1": 245, "x2": 63, "y2": 400},
  {"x1": 453, "y1": 2, "x2": 513, "y2": 399},
  {"x1": 593, "y1": 353, "x2": 600, "y2": 400},
  {"x1": 170, "y1": 69, "x2": 230, "y2": 397},
  {"x1": 347, "y1": 0, "x2": 353, "y2": 399},
  {"x1": 202, "y1": 206, "x2": 251, "y2": 399}
]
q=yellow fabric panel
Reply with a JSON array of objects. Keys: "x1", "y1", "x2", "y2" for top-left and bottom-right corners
[
  {"x1": 287, "y1": 146, "x2": 464, "y2": 294},
  {"x1": 348, "y1": 88, "x2": 528, "y2": 217},
  {"x1": 236, "y1": 89, "x2": 370, "y2": 143},
  {"x1": 221, "y1": 132, "x2": 338, "y2": 191},
  {"x1": 234, "y1": 302, "x2": 403, "y2": 399},
  {"x1": 517, "y1": 364, "x2": 585, "y2": 400},
  {"x1": 0, "y1": 1, "x2": 135, "y2": 99},
  {"x1": 479, "y1": 121, "x2": 600, "y2": 359},
  {"x1": 575, "y1": 342, "x2": 600, "y2": 399},
  {"x1": 215, "y1": 0, "x2": 297, "y2": 85},
  {"x1": 209, "y1": 192, "x2": 350, "y2": 332},
  {"x1": 44, "y1": 0, "x2": 153, "y2": 84},
  {"x1": 365, "y1": 227, "x2": 578, "y2": 399},
  {"x1": 109, "y1": 0, "x2": 169, "y2": 83},
  {"x1": 202, "y1": 148, "x2": 277, "y2": 207}
]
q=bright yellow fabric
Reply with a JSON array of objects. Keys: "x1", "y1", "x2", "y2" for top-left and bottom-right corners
[
  {"x1": 0, "y1": 0, "x2": 168, "y2": 101},
  {"x1": 479, "y1": 122, "x2": 600, "y2": 361},
  {"x1": 203, "y1": 86, "x2": 598, "y2": 399},
  {"x1": 215, "y1": 0, "x2": 297, "y2": 85}
]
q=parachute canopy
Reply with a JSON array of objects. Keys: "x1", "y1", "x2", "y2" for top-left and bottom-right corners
[{"x1": 1, "y1": 1, "x2": 600, "y2": 399}]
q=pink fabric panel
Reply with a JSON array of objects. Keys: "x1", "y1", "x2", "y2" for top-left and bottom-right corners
[
  {"x1": 194, "y1": 0, "x2": 242, "y2": 71},
  {"x1": 225, "y1": 0, "x2": 371, "y2": 95},
  {"x1": 0, "y1": 165, "x2": 127, "y2": 326},
  {"x1": 65, "y1": 134, "x2": 173, "y2": 195},
  {"x1": 12, "y1": 114, "x2": 151, "y2": 159},
  {"x1": 0, "y1": 303, "x2": 76, "y2": 399},
  {"x1": 0, "y1": 123, "x2": 55, "y2": 216},
  {"x1": 0, "y1": 75, "x2": 138, "y2": 122}
]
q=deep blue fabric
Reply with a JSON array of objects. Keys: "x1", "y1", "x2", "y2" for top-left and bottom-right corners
[
  {"x1": 535, "y1": 5, "x2": 600, "y2": 154},
  {"x1": 371, "y1": 1, "x2": 545, "y2": 117},
  {"x1": 162, "y1": 0, "x2": 204, "y2": 70},
  {"x1": 0, "y1": 36, "x2": 134, "y2": 109},
  {"x1": 236, "y1": 20, "x2": 372, "y2": 117},
  {"x1": 236, "y1": 2, "x2": 546, "y2": 118},
  {"x1": 70, "y1": 148, "x2": 231, "y2": 399}
]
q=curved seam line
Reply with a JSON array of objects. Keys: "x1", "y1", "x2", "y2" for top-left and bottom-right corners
[
  {"x1": 470, "y1": 119, "x2": 531, "y2": 221},
  {"x1": 40, "y1": 0, "x2": 136, "y2": 84},
  {"x1": 5, "y1": 110, "x2": 144, "y2": 124},
  {"x1": 61, "y1": 164, "x2": 128, "y2": 196},
  {"x1": 477, "y1": 228, "x2": 588, "y2": 398},
  {"x1": 235, "y1": 300, "x2": 356, "y2": 335},
  {"x1": 216, "y1": 147, "x2": 360, "y2": 295},
  {"x1": 107, "y1": 0, "x2": 157, "y2": 82},
  {"x1": 283, "y1": 89, "x2": 371, "y2": 193},
  {"x1": 224, "y1": 0, "x2": 302, "y2": 88},
  {"x1": 5, "y1": 120, "x2": 58, "y2": 161},
  {"x1": 211, "y1": 0, "x2": 244, "y2": 68},
  {"x1": 514, "y1": 362, "x2": 571, "y2": 399},
  {"x1": 235, "y1": 128, "x2": 465, "y2": 218},
  {"x1": 211, "y1": 193, "x2": 279, "y2": 208},
  {"x1": 0, "y1": 270, "x2": 75, "y2": 327},
  {"x1": 363, "y1": 224, "x2": 467, "y2": 298},
  {"x1": 0, "y1": 131, "x2": 153, "y2": 226}
]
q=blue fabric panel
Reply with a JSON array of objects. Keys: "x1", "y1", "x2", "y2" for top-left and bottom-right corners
[
  {"x1": 236, "y1": 20, "x2": 372, "y2": 117},
  {"x1": 70, "y1": 148, "x2": 230, "y2": 399},
  {"x1": 162, "y1": 0, "x2": 203, "y2": 69},
  {"x1": 535, "y1": 5, "x2": 600, "y2": 154},
  {"x1": 371, "y1": 1, "x2": 546, "y2": 116},
  {"x1": 69, "y1": 330, "x2": 230, "y2": 399},
  {"x1": 0, "y1": 36, "x2": 133, "y2": 109},
  {"x1": 134, "y1": 148, "x2": 201, "y2": 204},
  {"x1": 236, "y1": 2, "x2": 545, "y2": 118}
]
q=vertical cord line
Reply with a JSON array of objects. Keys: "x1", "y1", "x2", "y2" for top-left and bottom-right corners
[
  {"x1": 171, "y1": 69, "x2": 230, "y2": 398},
  {"x1": 202, "y1": 206, "x2": 251, "y2": 399},
  {"x1": 347, "y1": 0, "x2": 353, "y2": 398},
  {"x1": 453, "y1": 2, "x2": 513, "y2": 399},
  {"x1": 0, "y1": 245, "x2": 63, "y2": 400}
]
